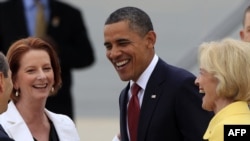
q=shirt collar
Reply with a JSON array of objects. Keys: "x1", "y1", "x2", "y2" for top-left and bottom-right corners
[{"x1": 23, "y1": 0, "x2": 49, "y2": 9}]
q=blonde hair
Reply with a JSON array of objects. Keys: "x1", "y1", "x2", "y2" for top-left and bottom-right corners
[{"x1": 198, "y1": 38, "x2": 250, "y2": 103}]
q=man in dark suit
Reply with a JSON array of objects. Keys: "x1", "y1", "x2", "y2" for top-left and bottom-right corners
[
  {"x1": 0, "y1": 0, "x2": 95, "y2": 120},
  {"x1": 0, "y1": 52, "x2": 14, "y2": 141},
  {"x1": 104, "y1": 7, "x2": 213, "y2": 141},
  {"x1": 0, "y1": 125, "x2": 14, "y2": 141}
]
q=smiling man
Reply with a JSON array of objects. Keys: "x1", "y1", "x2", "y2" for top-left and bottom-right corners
[{"x1": 104, "y1": 6, "x2": 213, "y2": 141}]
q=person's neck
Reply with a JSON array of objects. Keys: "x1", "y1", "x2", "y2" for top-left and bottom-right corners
[
  {"x1": 0, "y1": 103, "x2": 6, "y2": 114},
  {"x1": 213, "y1": 98, "x2": 233, "y2": 114},
  {"x1": 15, "y1": 100, "x2": 47, "y2": 124}
]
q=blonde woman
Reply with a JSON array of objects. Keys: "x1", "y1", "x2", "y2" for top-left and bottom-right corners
[{"x1": 195, "y1": 38, "x2": 250, "y2": 141}]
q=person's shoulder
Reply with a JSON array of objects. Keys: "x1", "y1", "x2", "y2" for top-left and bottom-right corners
[
  {"x1": 0, "y1": 0, "x2": 9, "y2": 3},
  {"x1": 0, "y1": 125, "x2": 7, "y2": 136},
  {"x1": 223, "y1": 113, "x2": 250, "y2": 124},
  {"x1": 158, "y1": 58, "x2": 196, "y2": 78},
  {"x1": 0, "y1": 0, "x2": 13, "y2": 6},
  {"x1": 0, "y1": 125, "x2": 14, "y2": 141},
  {"x1": 0, "y1": 0, "x2": 14, "y2": 4},
  {"x1": 0, "y1": 0, "x2": 17, "y2": 13}
]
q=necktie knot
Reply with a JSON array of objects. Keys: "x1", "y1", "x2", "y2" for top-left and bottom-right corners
[{"x1": 131, "y1": 83, "x2": 141, "y2": 96}]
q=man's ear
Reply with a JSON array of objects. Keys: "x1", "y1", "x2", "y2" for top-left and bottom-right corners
[
  {"x1": 240, "y1": 30, "x2": 244, "y2": 40},
  {"x1": 0, "y1": 73, "x2": 4, "y2": 94},
  {"x1": 146, "y1": 31, "x2": 156, "y2": 49}
]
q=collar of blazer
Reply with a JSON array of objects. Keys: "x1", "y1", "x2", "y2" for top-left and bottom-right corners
[{"x1": 0, "y1": 101, "x2": 79, "y2": 141}]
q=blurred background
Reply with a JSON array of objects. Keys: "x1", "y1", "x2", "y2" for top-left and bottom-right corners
[{"x1": 57, "y1": 0, "x2": 249, "y2": 140}]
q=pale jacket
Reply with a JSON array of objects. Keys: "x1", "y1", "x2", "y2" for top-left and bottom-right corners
[
  {"x1": 203, "y1": 101, "x2": 250, "y2": 141},
  {"x1": 0, "y1": 101, "x2": 80, "y2": 141}
]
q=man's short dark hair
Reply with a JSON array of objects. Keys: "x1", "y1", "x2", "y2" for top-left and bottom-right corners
[{"x1": 105, "y1": 6, "x2": 154, "y2": 37}]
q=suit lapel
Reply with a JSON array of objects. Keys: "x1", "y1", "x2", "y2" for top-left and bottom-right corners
[
  {"x1": 0, "y1": 125, "x2": 8, "y2": 137},
  {"x1": 47, "y1": 1, "x2": 62, "y2": 34},
  {"x1": 10, "y1": 0, "x2": 29, "y2": 36},
  {"x1": 45, "y1": 110, "x2": 64, "y2": 140},
  {"x1": 0, "y1": 0, "x2": 28, "y2": 53},
  {"x1": 45, "y1": 110, "x2": 80, "y2": 140},
  {"x1": 120, "y1": 84, "x2": 130, "y2": 141},
  {"x1": 137, "y1": 59, "x2": 166, "y2": 140}
]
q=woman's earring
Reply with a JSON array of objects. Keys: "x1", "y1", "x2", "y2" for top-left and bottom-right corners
[
  {"x1": 51, "y1": 87, "x2": 54, "y2": 93},
  {"x1": 15, "y1": 90, "x2": 19, "y2": 97}
]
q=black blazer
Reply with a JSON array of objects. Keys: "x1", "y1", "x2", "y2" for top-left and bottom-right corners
[
  {"x1": 119, "y1": 58, "x2": 213, "y2": 141},
  {"x1": 0, "y1": 125, "x2": 14, "y2": 141},
  {"x1": 0, "y1": 0, "x2": 94, "y2": 118}
]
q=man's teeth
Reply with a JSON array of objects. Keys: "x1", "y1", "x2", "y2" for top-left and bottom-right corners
[{"x1": 116, "y1": 60, "x2": 128, "y2": 67}]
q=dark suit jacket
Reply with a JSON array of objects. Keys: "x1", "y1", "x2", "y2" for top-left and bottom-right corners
[
  {"x1": 0, "y1": 0, "x2": 94, "y2": 119},
  {"x1": 0, "y1": 125, "x2": 14, "y2": 141},
  {"x1": 119, "y1": 58, "x2": 213, "y2": 141}
]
